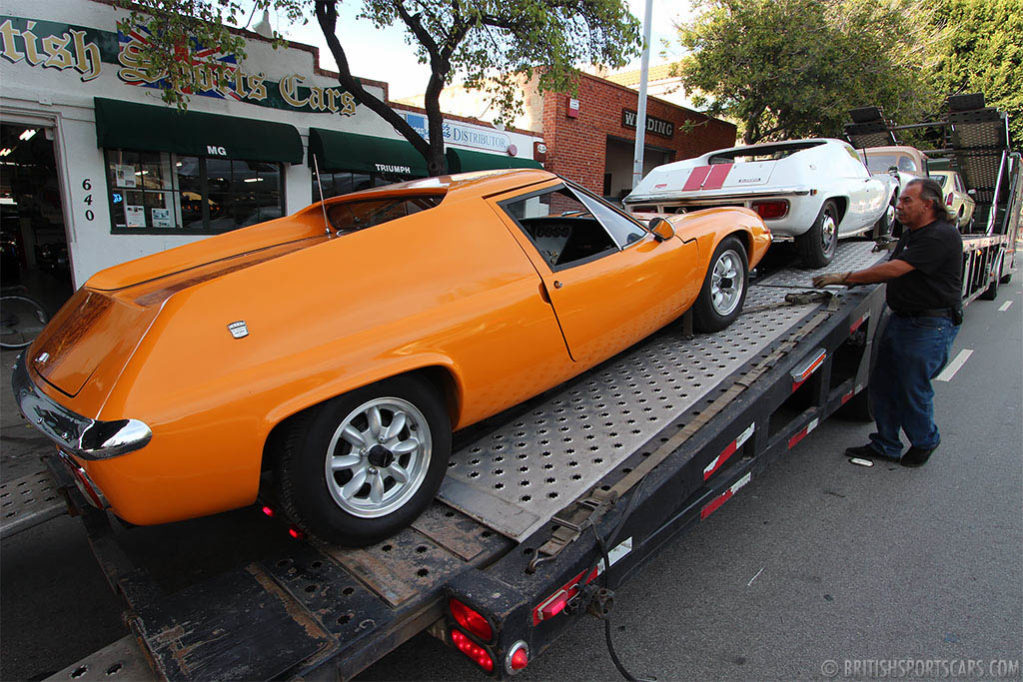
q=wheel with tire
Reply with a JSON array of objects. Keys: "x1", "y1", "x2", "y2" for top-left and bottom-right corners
[
  {"x1": 692, "y1": 236, "x2": 748, "y2": 333},
  {"x1": 873, "y1": 195, "x2": 896, "y2": 240},
  {"x1": 275, "y1": 376, "x2": 451, "y2": 546},
  {"x1": 797, "y1": 200, "x2": 839, "y2": 268},
  {"x1": 980, "y1": 254, "x2": 1001, "y2": 300}
]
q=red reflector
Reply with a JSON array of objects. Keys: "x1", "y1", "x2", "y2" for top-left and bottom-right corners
[
  {"x1": 538, "y1": 591, "x2": 570, "y2": 621},
  {"x1": 261, "y1": 505, "x2": 275, "y2": 517},
  {"x1": 449, "y1": 598, "x2": 494, "y2": 641},
  {"x1": 288, "y1": 527, "x2": 305, "y2": 540},
  {"x1": 511, "y1": 647, "x2": 529, "y2": 670},
  {"x1": 451, "y1": 629, "x2": 495, "y2": 672},
  {"x1": 752, "y1": 200, "x2": 788, "y2": 220}
]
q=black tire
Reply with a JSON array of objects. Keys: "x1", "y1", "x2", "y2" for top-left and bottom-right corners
[
  {"x1": 873, "y1": 195, "x2": 896, "y2": 240},
  {"x1": 692, "y1": 236, "x2": 748, "y2": 333},
  {"x1": 275, "y1": 375, "x2": 451, "y2": 546},
  {"x1": 980, "y1": 255, "x2": 1000, "y2": 300},
  {"x1": 837, "y1": 389, "x2": 873, "y2": 422},
  {"x1": 1000, "y1": 255, "x2": 1013, "y2": 284},
  {"x1": 797, "y1": 200, "x2": 839, "y2": 268}
]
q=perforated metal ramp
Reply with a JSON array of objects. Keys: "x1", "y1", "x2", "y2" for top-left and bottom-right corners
[
  {"x1": 438, "y1": 241, "x2": 883, "y2": 540},
  {"x1": 0, "y1": 469, "x2": 67, "y2": 538}
]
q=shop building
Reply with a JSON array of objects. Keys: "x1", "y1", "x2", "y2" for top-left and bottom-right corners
[
  {"x1": 398, "y1": 70, "x2": 737, "y2": 200},
  {"x1": 0, "y1": 0, "x2": 542, "y2": 300}
]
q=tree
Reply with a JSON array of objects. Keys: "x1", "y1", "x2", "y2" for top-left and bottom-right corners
[
  {"x1": 930, "y1": 0, "x2": 1022, "y2": 143},
  {"x1": 116, "y1": 0, "x2": 642, "y2": 176},
  {"x1": 672, "y1": 0, "x2": 943, "y2": 144}
]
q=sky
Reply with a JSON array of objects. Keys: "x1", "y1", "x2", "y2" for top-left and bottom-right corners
[{"x1": 251, "y1": 0, "x2": 699, "y2": 100}]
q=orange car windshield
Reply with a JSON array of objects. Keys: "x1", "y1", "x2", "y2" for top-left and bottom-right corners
[{"x1": 327, "y1": 196, "x2": 442, "y2": 234}]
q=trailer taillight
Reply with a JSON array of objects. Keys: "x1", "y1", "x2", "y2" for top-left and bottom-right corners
[
  {"x1": 449, "y1": 598, "x2": 493, "y2": 641},
  {"x1": 533, "y1": 567, "x2": 600, "y2": 625},
  {"x1": 261, "y1": 505, "x2": 275, "y2": 518},
  {"x1": 752, "y1": 200, "x2": 789, "y2": 220},
  {"x1": 451, "y1": 628, "x2": 494, "y2": 672},
  {"x1": 288, "y1": 527, "x2": 305, "y2": 540},
  {"x1": 506, "y1": 641, "x2": 529, "y2": 674}
]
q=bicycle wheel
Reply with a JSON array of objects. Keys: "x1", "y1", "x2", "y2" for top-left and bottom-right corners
[{"x1": 0, "y1": 295, "x2": 48, "y2": 349}]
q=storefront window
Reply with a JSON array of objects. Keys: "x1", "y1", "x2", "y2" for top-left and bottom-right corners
[
  {"x1": 312, "y1": 170, "x2": 414, "y2": 201},
  {"x1": 105, "y1": 149, "x2": 283, "y2": 233}
]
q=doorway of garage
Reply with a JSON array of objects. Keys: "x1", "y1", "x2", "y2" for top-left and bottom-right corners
[
  {"x1": 1, "y1": 123, "x2": 74, "y2": 315},
  {"x1": 603, "y1": 136, "x2": 675, "y2": 204}
]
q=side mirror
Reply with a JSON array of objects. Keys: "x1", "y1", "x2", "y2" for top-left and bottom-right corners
[
  {"x1": 649, "y1": 217, "x2": 675, "y2": 242},
  {"x1": 967, "y1": 189, "x2": 976, "y2": 196},
  {"x1": 888, "y1": 166, "x2": 899, "y2": 176}
]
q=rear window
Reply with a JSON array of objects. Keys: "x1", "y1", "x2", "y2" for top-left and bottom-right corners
[
  {"x1": 709, "y1": 141, "x2": 825, "y2": 165},
  {"x1": 326, "y1": 196, "x2": 442, "y2": 234},
  {"x1": 933, "y1": 174, "x2": 950, "y2": 189},
  {"x1": 863, "y1": 153, "x2": 918, "y2": 174}
]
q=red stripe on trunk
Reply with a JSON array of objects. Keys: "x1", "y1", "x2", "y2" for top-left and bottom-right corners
[
  {"x1": 702, "y1": 163, "x2": 733, "y2": 190},
  {"x1": 683, "y1": 166, "x2": 711, "y2": 192}
]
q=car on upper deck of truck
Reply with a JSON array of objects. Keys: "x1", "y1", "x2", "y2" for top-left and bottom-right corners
[
  {"x1": 13, "y1": 169, "x2": 770, "y2": 546},
  {"x1": 623, "y1": 139, "x2": 898, "y2": 268}
]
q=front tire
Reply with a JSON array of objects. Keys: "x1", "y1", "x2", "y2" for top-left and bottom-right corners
[
  {"x1": 873, "y1": 195, "x2": 895, "y2": 240},
  {"x1": 276, "y1": 376, "x2": 451, "y2": 546},
  {"x1": 692, "y1": 236, "x2": 748, "y2": 333},
  {"x1": 797, "y1": 200, "x2": 839, "y2": 268}
]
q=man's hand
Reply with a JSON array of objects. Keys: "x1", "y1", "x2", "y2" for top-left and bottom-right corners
[{"x1": 812, "y1": 272, "x2": 849, "y2": 287}]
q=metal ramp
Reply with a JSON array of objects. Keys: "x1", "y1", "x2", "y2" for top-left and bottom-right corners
[{"x1": 439, "y1": 241, "x2": 883, "y2": 541}]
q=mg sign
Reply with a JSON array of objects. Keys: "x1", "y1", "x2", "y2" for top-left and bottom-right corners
[{"x1": 206, "y1": 145, "x2": 228, "y2": 156}]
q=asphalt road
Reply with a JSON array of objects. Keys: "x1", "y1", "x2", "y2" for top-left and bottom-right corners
[{"x1": 2, "y1": 270, "x2": 1020, "y2": 681}]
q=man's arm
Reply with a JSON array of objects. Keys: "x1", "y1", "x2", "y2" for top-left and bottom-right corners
[{"x1": 812, "y1": 259, "x2": 914, "y2": 287}]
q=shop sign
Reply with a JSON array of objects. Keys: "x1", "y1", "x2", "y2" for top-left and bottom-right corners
[
  {"x1": 622, "y1": 109, "x2": 674, "y2": 138},
  {"x1": 0, "y1": 15, "x2": 358, "y2": 116},
  {"x1": 400, "y1": 112, "x2": 510, "y2": 153}
]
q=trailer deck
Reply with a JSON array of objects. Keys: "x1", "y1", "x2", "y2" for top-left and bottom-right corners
[{"x1": 2, "y1": 240, "x2": 891, "y2": 681}]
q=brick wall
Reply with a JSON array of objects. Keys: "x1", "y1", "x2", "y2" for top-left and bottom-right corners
[{"x1": 541, "y1": 72, "x2": 737, "y2": 194}]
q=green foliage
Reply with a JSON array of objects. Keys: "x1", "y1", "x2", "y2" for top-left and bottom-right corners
[
  {"x1": 930, "y1": 0, "x2": 1023, "y2": 143},
  {"x1": 114, "y1": 0, "x2": 641, "y2": 175},
  {"x1": 675, "y1": 0, "x2": 943, "y2": 143}
]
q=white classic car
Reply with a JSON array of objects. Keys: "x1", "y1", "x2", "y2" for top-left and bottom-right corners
[
  {"x1": 930, "y1": 170, "x2": 976, "y2": 230},
  {"x1": 624, "y1": 139, "x2": 898, "y2": 267}
]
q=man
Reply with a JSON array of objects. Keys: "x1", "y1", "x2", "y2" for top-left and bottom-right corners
[{"x1": 812, "y1": 178, "x2": 962, "y2": 467}]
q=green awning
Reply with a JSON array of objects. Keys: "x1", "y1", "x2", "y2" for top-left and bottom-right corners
[
  {"x1": 309, "y1": 128, "x2": 428, "y2": 176},
  {"x1": 94, "y1": 97, "x2": 303, "y2": 163},
  {"x1": 446, "y1": 148, "x2": 542, "y2": 173}
]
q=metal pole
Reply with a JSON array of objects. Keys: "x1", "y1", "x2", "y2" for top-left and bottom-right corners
[{"x1": 631, "y1": 0, "x2": 654, "y2": 189}]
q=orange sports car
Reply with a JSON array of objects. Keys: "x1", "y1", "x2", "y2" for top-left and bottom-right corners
[{"x1": 14, "y1": 169, "x2": 770, "y2": 545}]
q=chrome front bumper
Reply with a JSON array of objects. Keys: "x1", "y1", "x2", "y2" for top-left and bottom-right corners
[{"x1": 11, "y1": 352, "x2": 152, "y2": 460}]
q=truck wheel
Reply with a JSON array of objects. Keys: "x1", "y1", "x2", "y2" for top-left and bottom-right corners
[
  {"x1": 276, "y1": 376, "x2": 451, "y2": 546},
  {"x1": 873, "y1": 196, "x2": 895, "y2": 240},
  {"x1": 797, "y1": 200, "x2": 838, "y2": 268},
  {"x1": 980, "y1": 256, "x2": 1001, "y2": 300},
  {"x1": 692, "y1": 236, "x2": 748, "y2": 333},
  {"x1": 837, "y1": 389, "x2": 873, "y2": 422}
]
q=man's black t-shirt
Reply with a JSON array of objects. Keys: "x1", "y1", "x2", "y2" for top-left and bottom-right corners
[{"x1": 886, "y1": 218, "x2": 963, "y2": 313}]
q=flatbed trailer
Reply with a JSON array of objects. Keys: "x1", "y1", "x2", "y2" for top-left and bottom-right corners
[
  {"x1": 4, "y1": 241, "x2": 895, "y2": 681},
  {"x1": 4, "y1": 95, "x2": 1018, "y2": 680}
]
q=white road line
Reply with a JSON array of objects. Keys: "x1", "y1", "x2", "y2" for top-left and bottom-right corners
[
  {"x1": 747, "y1": 567, "x2": 764, "y2": 587},
  {"x1": 936, "y1": 349, "x2": 973, "y2": 382},
  {"x1": 999, "y1": 301, "x2": 1012, "y2": 312}
]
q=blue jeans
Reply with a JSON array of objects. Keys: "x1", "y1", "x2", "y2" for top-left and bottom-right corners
[{"x1": 868, "y1": 313, "x2": 958, "y2": 458}]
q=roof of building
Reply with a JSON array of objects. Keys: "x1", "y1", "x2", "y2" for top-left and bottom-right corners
[{"x1": 605, "y1": 63, "x2": 681, "y2": 87}]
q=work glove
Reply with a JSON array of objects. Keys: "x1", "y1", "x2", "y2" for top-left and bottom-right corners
[{"x1": 812, "y1": 272, "x2": 849, "y2": 288}]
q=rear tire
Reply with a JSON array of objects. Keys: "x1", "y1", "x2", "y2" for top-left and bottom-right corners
[
  {"x1": 980, "y1": 255, "x2": 1001, "y2": 300},
  {"x1": 275, "y1": 376, "x2": 451, "y2": 546},
  {"x1": 797, "y1": 200, "x2": 839, "y2": 268},
  {"x1": 692, "y1": 236, "x2": 748, "y2": 333}
]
